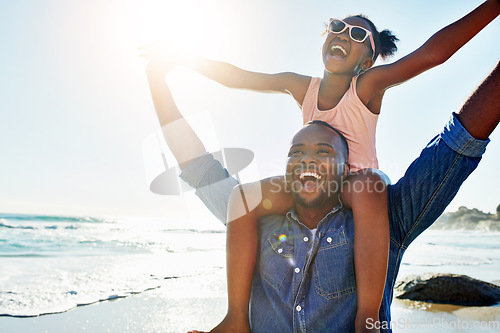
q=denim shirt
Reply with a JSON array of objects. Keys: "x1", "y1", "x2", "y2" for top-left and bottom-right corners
[
  {"x1": 180, "y1": 113, "x2": 489, "y2": 333},
  {"x1": 250, "y1": 205, "x2": 358, "y2": 332}
]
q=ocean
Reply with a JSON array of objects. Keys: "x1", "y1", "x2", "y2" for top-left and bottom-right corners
[
  {"x1": 0, "y1": 213, "x2": 226, "y2": 317},
  {"x1": 0, "y1": 212, "x2": 498, "y2": 325}
]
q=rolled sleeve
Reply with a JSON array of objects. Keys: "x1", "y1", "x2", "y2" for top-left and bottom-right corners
[{"x1": 441, "y1": 113, "x2": 490, "y2": 158}]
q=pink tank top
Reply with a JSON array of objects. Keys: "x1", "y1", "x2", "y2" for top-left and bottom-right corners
[{"x1": 302, "y1": 76, "x2": 378, "y2": 171}]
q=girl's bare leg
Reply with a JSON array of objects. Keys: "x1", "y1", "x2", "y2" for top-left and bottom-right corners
[
  {"x1": 341, "y1": 169, "x2": 390, "y2": 333},
  {"x1": 143, "y1": 50, "x2": 207, "y2": 170}
]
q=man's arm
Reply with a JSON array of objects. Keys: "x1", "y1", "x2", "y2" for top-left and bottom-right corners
[
  {"x1": 388, "y1": 60, "x2": 499, "y2": 247},
  {"x1": 456, "y1": 60, "x2": 500, "y2": 140},
  {"x1": 361, "y1": 0, "x2": 500, "y2": 98},
  {"x1": 206, "y1": 185, "x2": 258, "y2": 333}
]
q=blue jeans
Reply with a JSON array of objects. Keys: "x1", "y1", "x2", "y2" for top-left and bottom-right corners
[
  {"x1": 381, "y1": 113, "x2": 489, "y2": 329},
  {"x1": 180, "y1": 113, "x2": 489, "y2": 332},
  {"x1": 180, "y1": 152, "x2": 238, "y2": 224}
]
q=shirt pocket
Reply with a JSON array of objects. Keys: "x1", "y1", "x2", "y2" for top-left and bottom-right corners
[
  {"x1": 259, "y1": 231, "x2": 294, "y2": 292},
  {"x1": 313, "y1": 226, "x2": 356, "y2": 299}
]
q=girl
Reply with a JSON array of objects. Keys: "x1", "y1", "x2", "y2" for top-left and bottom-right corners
[{"x1": 143, "y1": 1, "x2": 500, "y2": 332}]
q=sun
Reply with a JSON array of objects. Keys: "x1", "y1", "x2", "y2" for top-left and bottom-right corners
[{"x1": 133, "y1": 0, "x2": 206, "y2": 56}]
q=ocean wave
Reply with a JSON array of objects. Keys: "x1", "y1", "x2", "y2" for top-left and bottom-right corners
[
  {"x1": 0, "y1": 214, "x2": 227, "y2": 318},
  {"x1": 0, "y1": 222, "x2": 35, "y2": 230},
  {"x1": 0, "y1": 253, "x2": 57, "y2": 258},
  {"x1": 0, "y1": 286, "x2": 160, "y2": 317},
  {"x1": 0, "y1": 274, "x2": 188, "y2": 317},
  {"x1": 0, "y1": 221, "x2": 77, "y2": 231},
  {"x1": 0, "y1": 217, "x2": 223, "y2": 234},
  {"x1": 160, "y1": 228, "x2": 225, "y2": 234},
  {"x1": 0, "y1": 214, "x2": 115, "y2": 224},
  {"x1": 405, "y1": 258, "x2": 494, "y2": 266}
]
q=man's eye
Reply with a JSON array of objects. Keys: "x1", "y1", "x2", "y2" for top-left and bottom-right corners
[
  {"x1": 318, "y1": 149, "x2": 330, "y2": 154},
  {"x1": 289, "y1": 150, "x2": 303, "y2": 156}
]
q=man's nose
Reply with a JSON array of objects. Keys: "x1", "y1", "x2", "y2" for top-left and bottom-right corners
[{"x1": 301, "y1": 151, "x2": 317, "y2": 165}]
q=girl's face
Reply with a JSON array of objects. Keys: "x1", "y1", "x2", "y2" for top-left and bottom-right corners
[{"x1": 321, "y1": 16, "x2": 375, "y2": 75}]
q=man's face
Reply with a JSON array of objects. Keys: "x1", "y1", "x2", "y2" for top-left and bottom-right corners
[{"x1": 285, "y1": 124, "x2": 349, "y2": 208}]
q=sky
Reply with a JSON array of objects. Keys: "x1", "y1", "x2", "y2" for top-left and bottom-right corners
[{"x1": 0, "y1": 0, "x2": 499, "y2": 226}]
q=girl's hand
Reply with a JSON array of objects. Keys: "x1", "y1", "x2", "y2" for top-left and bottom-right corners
[{"x1": 139, "y1": 41, "x2": 190, "y2": 78}]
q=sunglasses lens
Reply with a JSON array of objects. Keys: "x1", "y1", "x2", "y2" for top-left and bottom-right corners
[
  {"x1": 329, "y1": 20, "x2": 346, "y2": 33},
  {"x1": 350, "y1": 27, "x2": 367, "y2": 42}
]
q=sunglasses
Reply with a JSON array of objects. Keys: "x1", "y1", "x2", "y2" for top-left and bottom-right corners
[{"x1": 327, "y1": 19, "x2": 375, "y2": 58}]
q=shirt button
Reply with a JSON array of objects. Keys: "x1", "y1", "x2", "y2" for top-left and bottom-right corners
[
  {"x1": 296, "y1": 305, "x2": 302, "y2": 312},
  {"x1": 303, "y1": 236, "x2": 309, "y2": 242},
  {"x1": 327, "y1": 237, "x2": 332, "y2": 244},
  {"x1": 278, "y1": 248, "x2": 283, "y2": 254},
  {"x1": 294, "y1": 267, "x2": 300, "y2": 273}
]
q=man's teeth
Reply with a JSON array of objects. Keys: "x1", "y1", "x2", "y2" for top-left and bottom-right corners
[
  {"x1": 299, "y1": 172, "x2": 322, "y2": 180},
  {"x1": 330, "y1": 44, "x2": 347, "y2": 56}
]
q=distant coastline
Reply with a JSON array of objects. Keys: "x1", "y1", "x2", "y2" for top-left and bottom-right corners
[
  {"x1": 431, "y1": 204, "x2": 500, "y2": 231},
  {"x1": 2, "y1": 205, "x2": 500, "y2": 232}
]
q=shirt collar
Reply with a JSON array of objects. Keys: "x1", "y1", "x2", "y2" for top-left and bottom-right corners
[{"x1": 286, "y1": 196, "x2": 344, "y2": 228}]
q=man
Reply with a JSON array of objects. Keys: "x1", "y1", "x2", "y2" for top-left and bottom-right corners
[{"x1": 144, "y1": 56, "x2": 499, "y2": 332}]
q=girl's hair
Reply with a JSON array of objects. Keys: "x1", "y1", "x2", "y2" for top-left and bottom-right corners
[{"x1": 353, "y1": 14, "x2": 399, "y2": 61}]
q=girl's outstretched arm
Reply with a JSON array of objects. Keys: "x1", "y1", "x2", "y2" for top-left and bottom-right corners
[
  {"x1": 361, "y1": 0, "x2": 500, "y2": 98},
  {"x1": 186, "y1": 56, "x2": 311, "y2": 106}
]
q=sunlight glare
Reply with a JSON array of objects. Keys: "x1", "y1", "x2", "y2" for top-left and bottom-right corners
[{"x1": 134, "y1": 0, "x2": 205, "y2": 57}]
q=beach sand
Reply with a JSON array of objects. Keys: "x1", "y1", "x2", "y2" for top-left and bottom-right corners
[
  {"x1": 390, "y1": 299, "x2": 500, "y2": 332},
  {"x1": 0, "y1": 271, "x2": 228, "y2": 333},
  {"x1": 1, "y1": 270, "x2": 499, "y2": 333}
]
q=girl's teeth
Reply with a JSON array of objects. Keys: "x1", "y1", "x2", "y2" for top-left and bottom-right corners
[{"x1": 330, "y1": 45, "x2": 347, "y2": 56}]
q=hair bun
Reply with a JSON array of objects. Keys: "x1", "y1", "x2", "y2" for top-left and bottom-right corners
[{"x1": 378, "y1": 29, "x2": 399, "y2": 60}]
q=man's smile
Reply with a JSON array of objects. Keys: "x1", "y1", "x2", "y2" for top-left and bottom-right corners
[{"x1": 292, "y1": 167, "x2": 326, "y2": 193}]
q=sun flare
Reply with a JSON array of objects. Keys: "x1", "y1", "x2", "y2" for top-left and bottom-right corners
[{"x1": 133, "y1": 0, "x2": 206, "y2": 55}]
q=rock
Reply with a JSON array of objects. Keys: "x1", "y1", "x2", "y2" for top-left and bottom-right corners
[
  {"x1": 430, "y1": 205, "x2": 500, "y2": 231},
  {"x1": 394, "y1": 273, "x2": 500, "y2": 306}
]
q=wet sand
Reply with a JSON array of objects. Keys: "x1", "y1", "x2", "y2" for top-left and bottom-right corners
[{"x1": 1, "y1": 270, "x2": 498, "y2": 333}]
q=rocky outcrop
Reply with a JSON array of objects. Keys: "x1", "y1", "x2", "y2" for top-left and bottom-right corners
[
  {"x1": 394, "y1": 273, "x2": 500, "y2": 306},
  {"x1": 430, "y1": 205, "x2": 500, "y2": 231}
]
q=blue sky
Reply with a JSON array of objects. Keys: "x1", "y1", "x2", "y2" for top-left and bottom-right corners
[{"x1": 0, "y1": 0, "x2": 498, "y2": 225}]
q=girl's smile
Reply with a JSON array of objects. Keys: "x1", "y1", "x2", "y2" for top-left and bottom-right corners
[{"x1": 322, "y1": 17, "x2": 375, "y2": 74}]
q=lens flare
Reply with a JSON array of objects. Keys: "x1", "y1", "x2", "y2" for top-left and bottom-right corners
[{"x1": 279, "y1": 234, "x2": 287, "y2": 242}]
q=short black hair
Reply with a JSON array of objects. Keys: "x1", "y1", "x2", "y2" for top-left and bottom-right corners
[
  {"x1": 353, "y1": 14, "x2": 399, "y2": 61},
  {"x1": 305, "y1": 120, "x2": 349, "y2": 161}
]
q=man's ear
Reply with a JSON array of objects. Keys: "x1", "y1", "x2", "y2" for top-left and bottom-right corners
[{"x1": 343, "y1": 163, "x2": 351, "y2": 177}]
